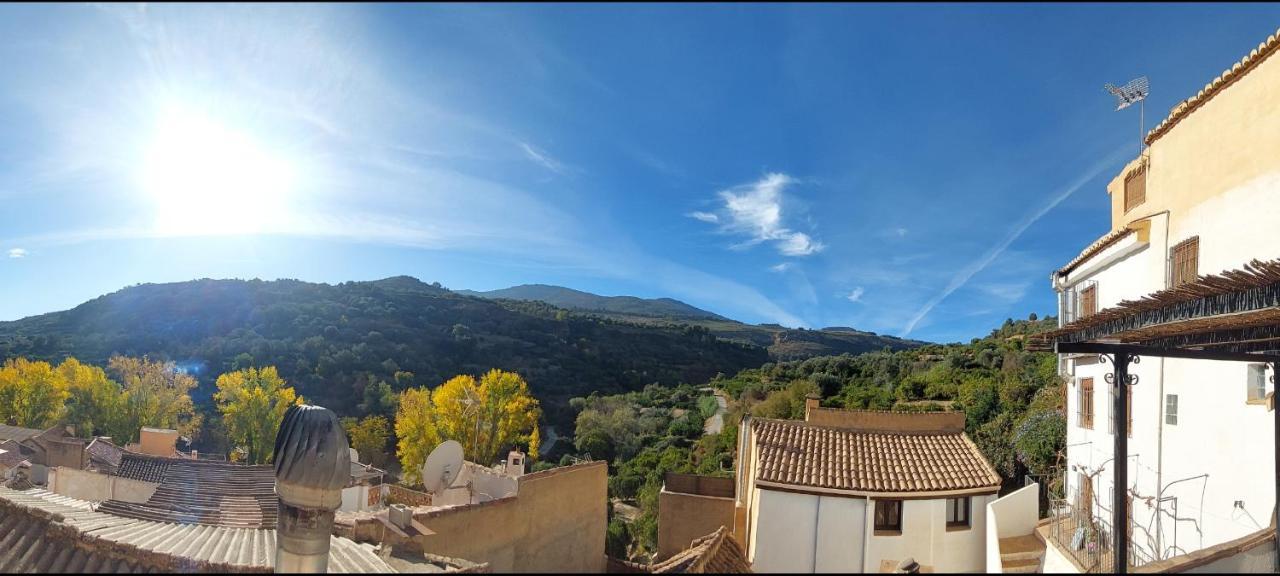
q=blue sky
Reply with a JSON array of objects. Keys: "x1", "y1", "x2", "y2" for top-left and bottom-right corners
[{"x1": 2, "y1": 4, "x2": 1279, "y2": 343}]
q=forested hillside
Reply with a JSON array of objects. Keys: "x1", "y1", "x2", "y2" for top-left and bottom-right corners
[
  {"x1": 0, "y1": 277, "x2": 768, "y2": 434},
  {"x1": 460, "y1": 284, "x2": 928, "y2": 359}
]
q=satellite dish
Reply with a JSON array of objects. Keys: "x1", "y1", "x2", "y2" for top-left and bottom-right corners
[{"x1": 421, "y1": 440, "x2": 464, "y2": 494}]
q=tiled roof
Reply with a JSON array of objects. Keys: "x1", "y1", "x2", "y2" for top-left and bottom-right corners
[
  {"x1": 86, "y1": 438, "x2": 124, "y2": 472},
  {"x1": 0, "y1": 424, "x2": 41, "y2": 443},
  {"x1": 0, "y1": 440, "x2": 28, "y2": 469},
  {"x1": 0, "y1": 486, "x2": 395, "y2": 573},
  {"x1": 1054, "y1": 226, "x2": 1137, "y2": 278},
  {"x1": 102, "y1": 454, "x2": 278, "y2": 528},
  {"x1": 750, "y1": 417, "x2": 1001, "y2": 494},
  {"x1": 1146, "y1": 27, "x2": 1280, "y2": 145},
  {"x1": 650, "y1": 527, "x2": 751, "y2": 574}
]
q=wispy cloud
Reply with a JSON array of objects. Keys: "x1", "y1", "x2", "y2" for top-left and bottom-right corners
[
  {"x1": 769, "y1": 262, "x2": 793, "y2": 273},
  {"x1": 7, "y1": 248, "x2": 27, "y2": 259},
  {"x1": 846, "y1": 286, "x2": 865, "y2": 303},
  {"x1": 519, "y1": 141, "x2": 566, "y2": 174},
  {"x1": 901, "y1": 147, "x2": 1131, "y2": 336},
  {"x1": 691, "y1": 172, "x2": 825, "y2": 257}
]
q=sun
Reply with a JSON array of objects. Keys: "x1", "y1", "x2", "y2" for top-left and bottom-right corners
[{"x1": 142, "y1": 108, "x2": 295, "y2": 236}]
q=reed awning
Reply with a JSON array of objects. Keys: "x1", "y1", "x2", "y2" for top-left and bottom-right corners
[{"x1": 1028, "y1": 259, "x2": 1280, "y2": 354}]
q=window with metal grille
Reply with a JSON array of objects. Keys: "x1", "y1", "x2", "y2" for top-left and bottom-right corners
[
  {"x1": 1124, "y1": 166, "x2": 1146, "y2": 213},
  {"x1": 1170, "y1": 237, "x2": 1199, "y2": 288},
  {"x1": 1080, "y1": 284, "x2": 1098, "y2": 318},
  {"x1": 1248, "y1": 364, "x2": 1268, "y2": 403},
  {"x1": 946, "y1": 497, "x2": 970, "y2": 529},
  {"x1": 1165, "y1": 394, "x2": 1178, "y2": 425},
  {"x1": 874, "y1": 499, "x2": 902, "y2": 533}
]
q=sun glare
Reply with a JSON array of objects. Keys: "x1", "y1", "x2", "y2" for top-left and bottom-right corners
[{"x1": 143, "y1": 109, "x2": 295, "y2": 236}]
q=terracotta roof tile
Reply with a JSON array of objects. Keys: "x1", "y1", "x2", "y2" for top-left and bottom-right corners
[
  {"x1": 1146, "y1": 27, "x2": 1280, "y2": 144},
  {"x1": 750, "y1": 417, "x2": 1001, "y2": 494},
  {"x1": 650, "y1": 527, "x2": 750, "y2": 574}
]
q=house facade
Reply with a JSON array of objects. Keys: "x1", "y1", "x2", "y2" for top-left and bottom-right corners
[
  {"x1": 1050, "y1": 26, "x2": 1280, "y2": 564},
  {"x1": 733, "y1": 402, "x2": 1002, "y2": 573}
]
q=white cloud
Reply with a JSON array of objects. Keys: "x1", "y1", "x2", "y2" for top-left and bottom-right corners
[
  {"x1": 769, "y1": 262, "x2": 793, "y2": 273},
  {"x1": 846, "y1": 286, "x2": 865, "y2": 303},
  {"x1": 976, "y1": 281, "x2": 1030, "y2": 303},
  {"x1": 519, "y1": 141, "x2": 565, "y2": 174},
  {"x1": 7, "y1": 248, "x2": 26, "y2": 259},
  {"x1": 690, "y1": 172, "x2": 825, "y2": 257}
]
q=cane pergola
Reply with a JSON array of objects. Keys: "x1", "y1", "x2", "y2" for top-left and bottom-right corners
[{"x1": 1029, "y1": 258, "x2": 1280, "y2": 574}]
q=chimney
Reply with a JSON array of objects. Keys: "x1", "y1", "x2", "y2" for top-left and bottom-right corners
[
  {"x1": 273, "y1": 405, "x2": 352, "y2": 574},
  {"x1": 805, "y1": 393, "x2": 821, "y2": 421},
  {"x1": 506, "y1": 450, "x2": 526, "y2": 477}
]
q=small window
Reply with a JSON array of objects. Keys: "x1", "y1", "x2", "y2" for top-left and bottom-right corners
[
  {"x1": 1079, "y1": 378, "x2": 1094, "y2": 430},
  {"x1": 1170, "y1": 237, "x2": 1199, "y2": 288},
  {"x1": 1124, "y1": 165, "x2": 1146, "y2": 213},
  {"x1": 946, "y1": 497, "x2": 970, "y2": 529},
  {"x1": 1248, "y1": 364, "x2": 1268, "y2": 403},
  {"x1": 874, "y1": 499, "x2": 903, "y2": 533},
  {"x1": 1165, "y1": 394, "x2": 1178, "y2": 425},
  {"x1": 1080, "y1": 284, "x2": 1098, "y2": 318}
]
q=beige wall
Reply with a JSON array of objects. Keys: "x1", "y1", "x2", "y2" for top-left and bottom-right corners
[
  {"x1": 139, "y1": 429, "x2": 178, "y2": 457},
  {"x1": 384, "y1": 461, "x2": 606, "y2": 573},
  {"x1": 657, "y1": 488, "x2": 735, "y2": 560},
  {"x1": 1107, "y1": 38, "x2": 1280, "y2": 255},
  {"x1": 52, "y1": 466, "x2": 158, "y2": 503}
]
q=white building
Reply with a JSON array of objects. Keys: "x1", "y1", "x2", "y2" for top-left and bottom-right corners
[
  {"x1": 1040, "y1": 25, "x2": 1280, "y2": 569},
  {"x1": 733, "y1": 401, "x2": 1002, "y2": 573}
]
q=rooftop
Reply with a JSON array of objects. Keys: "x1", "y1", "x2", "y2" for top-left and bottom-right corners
[
  {"x1": 103, "y1": 452, "x2": 278, "y2": 528},
  {"x1": 0, "y1": 424, "x2": 42, "y2": 444},
  {"x1": 749, "y1": 412, "x2": 1001, "y2": 496},
  {"x1": 0, "y1": 486, "x2": 395, "y2": 573}
]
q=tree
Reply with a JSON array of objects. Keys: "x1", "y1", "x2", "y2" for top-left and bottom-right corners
[
  {"x1": 343, "y1": 415, "x2": 391, "y2": 467},
  {"x1": 360, "y1": 379, "x2": 398, "y2": 418},
  {"x1": 395, "y1": 387, "x2": 438, "y2": 485},
  {"x1": 109, "y1": 356, "x2": 202, "y2": 443},
  {"x1": 213, "y1": 366, "x2": 302, "y2": 464},
  {"x1": 395, "y1": 369, "x2": 542, "y2": 484},
  {"x1": 0, "y1": 358, "x2": 69, "y2": 428},
  {"x1": 60, "y1": 357, "x2": 129, "y2": 440}
]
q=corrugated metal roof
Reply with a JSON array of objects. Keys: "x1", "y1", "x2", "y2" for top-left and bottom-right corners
[{"x1": 0, "y1": 487, "x2": 396, "y2": 573}]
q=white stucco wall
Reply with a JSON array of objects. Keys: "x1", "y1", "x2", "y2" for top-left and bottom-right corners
[
  {"x1": 986, "y1": 484, "x2": 1040, "y2": 572},
  {"x1": 51, "y1": 466, "x2": 157, "y2": 503},
  {"x1": 749, "y1": 487, "x2": 990, "y2": 573}
]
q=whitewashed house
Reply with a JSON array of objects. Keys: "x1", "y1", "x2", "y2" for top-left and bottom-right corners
[
  {"x1": 733, "y1": 401, "x2": 1002, "y2": 573},
  {"x1": 1038, "y1": 25, "x2": 1280, "y2": 570}
]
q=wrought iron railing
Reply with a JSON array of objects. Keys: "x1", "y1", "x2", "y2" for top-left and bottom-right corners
[{"x1": 1046, "y1": 497, "x2": 1156, "y2": 573}]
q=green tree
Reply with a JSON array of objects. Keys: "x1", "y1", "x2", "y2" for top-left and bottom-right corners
[
  {"x1": 213, "y1": 366, "x2": 302, "y2": 464},
  {"x1": 60, "y1": 357, "x2": 129, "y2": 440},
  {"x1": 343, "y1": 415, "x2": 391, "y2": 467},
  {"x1": 109, "y1": 356, "x2": 202, "y2": 443}
]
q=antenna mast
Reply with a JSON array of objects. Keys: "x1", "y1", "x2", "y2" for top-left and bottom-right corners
[{"x1": 1105, "y1": 76, "x2": 1150, "y2": 156}]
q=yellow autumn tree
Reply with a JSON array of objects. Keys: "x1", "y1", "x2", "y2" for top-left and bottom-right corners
[
  {"x1": 395, "y1": 369, "x2": 541, "y2": 486},
  {"x1": 214, "y1": 366, "x2": 302, "y2": 465},
  {"x1": 395, "y1": 387, "x2": 439, "y2": 485},
  {"x1": 0, "y1": 358, "x2": 70, "y2": 429},
  {"x1": 109, "y1": 356, "x2": 202, "y2": 442},
  {"x1": 60, "y1": 357, "x2": 130, "y2": 440}
]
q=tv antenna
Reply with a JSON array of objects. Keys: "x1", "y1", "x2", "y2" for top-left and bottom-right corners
[
  {"x1": 1105, "y1": 76, "x2": 1149, "y2": 155},
  {"x1": 421, "y1": 440, "x2": 464, "y2": 495}
]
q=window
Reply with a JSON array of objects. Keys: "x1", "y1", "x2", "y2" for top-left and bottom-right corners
[
  {"x1": 1108, "y1": 383, "x2": 1133, "y2": 437},
  {"x1": 1078, "y1": 378, "x2": 1094, "y2": 429},
  {"x1": 1124, "y1": 165, "x2": 1146, "y2": 213},
  {"x1": 946, "y1": 497, "x2": 970, "y2": 529},
  {"x1": 1080, "y1": 284, "x2": 1098, "y2": 318},
  {"x1": 1248, "y1": 364, "x2": 1268, "y2": 403},
  {"x1": 1165, "y1": 394, "x2": 1178, "y2": 425},
  {"x1": 1170, "y1": 237, "x2": 1199, "y2": 288},
  {"x1": 874, "y1": 499, "x2": 902, "y2": 533}
]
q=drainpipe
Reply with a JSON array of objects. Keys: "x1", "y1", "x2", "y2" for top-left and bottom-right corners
[{"x1": 273, "y1": 405, "x2": 352, "y2": 574}]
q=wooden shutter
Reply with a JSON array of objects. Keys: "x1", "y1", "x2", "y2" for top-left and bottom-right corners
[
  {"x1": 1124, "y1": 166, "x2": 1146, "y2": 213},
  {"x1": 1081, "y1": 284, "x2": 1097, "y2": 318},
  {"x1": 1081, "y1": 378, "x2": 1094, "y2": 429},
  {"x1": 1171, "y1": 237, "x2": 1200, "y2": 287}
]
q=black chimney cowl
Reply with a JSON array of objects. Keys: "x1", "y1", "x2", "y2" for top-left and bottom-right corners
[{"x1": 273, "y1": 404, "x2": 351, "y2": 510}]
